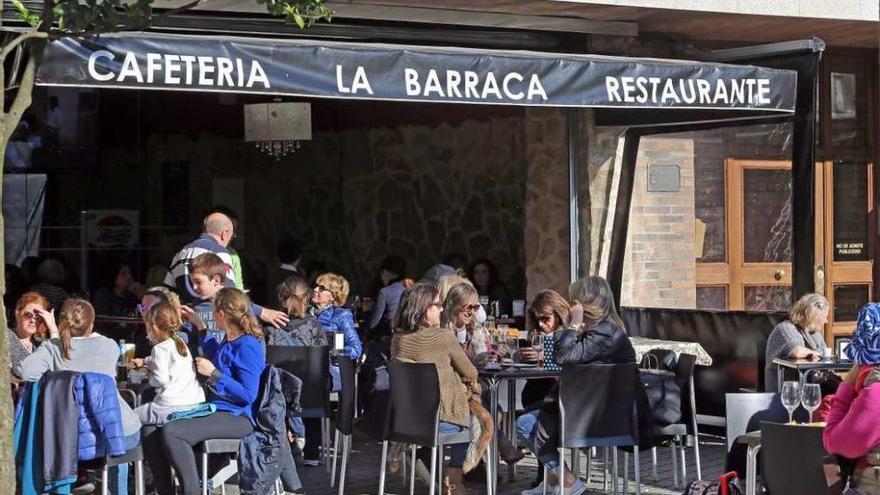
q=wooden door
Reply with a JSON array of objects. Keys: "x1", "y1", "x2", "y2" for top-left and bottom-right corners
[{"x1": 696, "y1": 159, "x2": 873, "y2": 343}]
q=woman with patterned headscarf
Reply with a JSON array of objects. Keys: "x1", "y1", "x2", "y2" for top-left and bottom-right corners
[{"x1": 824, "y1": 303, "x2": 880, "y2": 494}]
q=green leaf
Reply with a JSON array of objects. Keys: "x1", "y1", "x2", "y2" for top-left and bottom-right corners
[
  {"x1": 293, "y1": 13, "x2": 305, "y2": 29},
  {"x1": 10, "y1": 0, "x2": 40, "y2": 28}
]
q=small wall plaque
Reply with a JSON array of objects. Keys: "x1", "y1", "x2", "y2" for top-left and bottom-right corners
[{"x1": 647, "y1": 164, "x2": 681, "y2": 192}]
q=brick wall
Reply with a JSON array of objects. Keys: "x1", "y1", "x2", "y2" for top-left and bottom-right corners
[{"x1": 622, "y1": 137, "x2": 696, "y2": 308}]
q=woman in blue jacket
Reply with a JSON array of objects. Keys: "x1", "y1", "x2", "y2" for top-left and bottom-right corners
[
  {"x1": 311, "y1": 272, "x2": 362, "y2": 359},
  {"x1": 143, "y1": 288, "x2": 266, "y2": 495}
]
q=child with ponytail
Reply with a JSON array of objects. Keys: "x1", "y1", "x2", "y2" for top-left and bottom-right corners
[
  {"x1": 143, "y1": 288, "x2": 266, "y2": 495},
  {"x1": 130, "y1": 302, "x2": 205, "y2": 425}
]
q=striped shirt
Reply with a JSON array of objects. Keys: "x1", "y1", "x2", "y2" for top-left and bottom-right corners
[{"x1": 164, "y1": 234, "x2": 236, "y2": 303}]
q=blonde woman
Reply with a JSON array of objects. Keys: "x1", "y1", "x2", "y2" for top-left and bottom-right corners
[
  {"x1": 310, "y1": 272, "x2": 362, "y2": 360},
  {"x1": 765, "y1": 293, "x2": 829, "y2": 392},
  {"x1": 441, "y1": 281, "x2": 491, "y2": 362}
]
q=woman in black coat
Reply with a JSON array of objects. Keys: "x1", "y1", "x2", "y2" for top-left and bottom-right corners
[{"x1": 515, "y1": 277, "x2": 636, "y2": 495}]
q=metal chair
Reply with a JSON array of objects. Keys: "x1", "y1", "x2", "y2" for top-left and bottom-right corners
[
  {"x1": 760, "y1": 421, "x2": 828, "y2": 495},
  {"x1": 551, "y1": 363, "x2": 642, "y2": 495},
  {"x1": 266, "y1": 345, "x2": 333, "y2": 469},
  {"x1": 79, "y1": 446, "x2": 146, "y2": 495},
  {"x1": 331, "y1": 356, "x2": 357, "y2": 495},
  {"x1": 198, "y1": 439, "x2": 240, "y2": 495},
  {"x1": 646, "y1": 353, "x2": 702, "y2": 487},
  {"x1": 377, "y1": 361, "x2": 490, "y2": 495}
]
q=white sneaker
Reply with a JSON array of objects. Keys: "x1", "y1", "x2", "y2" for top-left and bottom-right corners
[
  {"x1": 520, "y1": 482, "x2": 552, "y2": 495},
  {"x1": 560, "y1": 479, "x2": 587, "y2": 495}
]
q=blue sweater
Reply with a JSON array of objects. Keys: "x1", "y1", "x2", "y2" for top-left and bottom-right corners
[{"x1": 203, "y1": 334, "x2": 265, "y2": 424}]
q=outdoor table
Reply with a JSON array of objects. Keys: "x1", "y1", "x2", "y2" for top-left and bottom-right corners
[
  {"x1": 772, "y1": 357, "x2": 853, "y2": 391},
  {"x1": 630, "y1": 336, "x2": 713, "y2": 366},
  {"x1": 480, "y1": 365, "x2": 560, "y2": 495}
]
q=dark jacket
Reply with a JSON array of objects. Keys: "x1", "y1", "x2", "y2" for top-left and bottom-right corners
[
  {"x1": 238, "y1": 366, "x2": 303, "y2": 495},
  {"x1": 314, "y1": 306, "x2": 362, "y2": 360},
  {"x1": 42, "y1": 372, "x2": 81, "y2": 486},
  {"x1": 554, "y1": 321, "x2": 637, "y2": 366},
  {"x1": 266, "y1": 316, "x2": 328, "y2": 348}
]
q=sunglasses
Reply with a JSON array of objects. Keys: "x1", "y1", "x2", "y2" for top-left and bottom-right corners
[
  {"x1": 536, "y1": 314, "x2": 554, "y2": 323},
  {"x1": 136, "y1": 304, "x2": 151, "y2": 316},
  {"x1": 313, "y1": 284, "x2": 331, "y2": 293},
  {"x1": 460, "y1": 304, "x2": 480, "y2": 313},
  {"x1": 20, "y1": 311, "x2": 39, "y2": 322}
]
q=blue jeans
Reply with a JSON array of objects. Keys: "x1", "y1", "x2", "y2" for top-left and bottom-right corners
[
  {"x1": 438, "y1": 422, "x2": 467, "y2": 469},
  {"x1": 516, "y1": 411, "x2": 558, "y2": 470},
  {"x1": 110, "y1": 430, "x2": 141, "y2": 495}
]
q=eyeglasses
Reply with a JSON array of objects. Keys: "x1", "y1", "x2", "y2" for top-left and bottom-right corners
[
  {"x1": 136, "y1": 304, "x2": 151, "y2": 316},
  {"x1": 460, "y1": 304, "x2": 480, "y2": 313},
  {"x1": 20, "y1": 311, "x2": 38, "y2": 322},
  {"x1": 314, "y1": 284, "x2": 331, "y2": 293},
  {"x1": 536, "y1": 314, "x2": 554, "y2": 323}
]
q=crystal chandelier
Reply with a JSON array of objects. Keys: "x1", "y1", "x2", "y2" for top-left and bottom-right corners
[{"x1": 243, "y1": 100, "x2": 311, "y2": 162}]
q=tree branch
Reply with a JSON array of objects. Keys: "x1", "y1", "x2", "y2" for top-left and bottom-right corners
[
  {"x1": 4, "y1": 53, "x2": 37, "y2": 142},
  {"x1": 0, "y1": 30, "x2": 47, "y2": 60}
]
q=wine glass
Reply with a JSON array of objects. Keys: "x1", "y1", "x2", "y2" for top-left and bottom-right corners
[
  {"x1": 781, "y1": 381, "x2": 801, "y2": 424},
  {"x1": 801, "y1": 383, "x2": 822, "y2": 423},
  {"x1": 530, "y1": 333, "x2": 545, "y2": 367}
]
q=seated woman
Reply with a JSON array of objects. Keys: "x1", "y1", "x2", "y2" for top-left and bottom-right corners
[
  {"x1": 516, "y1": 278, "x2": 636, "y2": 495},
  {"x1": 20, "y1": 298, "x2": 141, "y2": 495},
  {"x1": 311, "y1": 272, "x2": 362, "y2": 360},
  {"x1": 143, "y1": 288, "x2": 265, "y2": 495},
  {"x1": 268, "y1": 275, "x2": 327, "y2": 347},
  {"x1": 441, "y1": 281, "x2": 491, "y2": 363},
  {"x1": 392, "y1": 283, "x2": 479, "y2": 495},
  {"x1": 764, "y1": 293, "x2": 829, "y2": 392},
  {"x1": 8, "y1": 291, "x2": 50, "y2": 379},
  {"x1": 468, "y1": 258, "x2": 511, "y2": 315},
  {"x1": 824, "y1": 303, "x2": 880, "y2": 494},
  {"x1": 134, "y1": 286, "x2": 181, "y2": 359}
]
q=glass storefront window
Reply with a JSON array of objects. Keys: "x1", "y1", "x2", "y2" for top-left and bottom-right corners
[{"x1": 832, "y1": 160, "x2": 869, "y2": 262}]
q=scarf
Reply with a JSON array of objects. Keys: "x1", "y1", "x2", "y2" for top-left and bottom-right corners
[{"x1": 847, "y1": 303, "x2": 880, "y2": 365}]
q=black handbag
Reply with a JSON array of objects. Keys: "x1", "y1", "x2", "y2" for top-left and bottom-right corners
[{"x1": 640, "y1": 353, "x2": 682, "y2": 426}]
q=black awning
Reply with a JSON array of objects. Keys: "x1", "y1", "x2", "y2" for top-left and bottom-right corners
[{"x1": 36, "y1": 33, "x2": 796, "y2": 115}]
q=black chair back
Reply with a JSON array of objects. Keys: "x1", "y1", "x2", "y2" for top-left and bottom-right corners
[
  {"x1": 675, "y1": 353, "x2": 698, "y2": 433},
  {"x1": 559, "y1": 363, "x2": 640, "y2": 448},
  {"x1": 385, "y1": 361, "x2": 440, "y2": 447},
  {"x1": 724, "y1": 393, "x2": 788, "y2": 453},
  {"x1": 760, "y1": 422, "x2": 828, "y2": 495},
  {"x1": 266, "y1": 345, "x2": 331, "y2": 413},
  {"x1": 337, "y1": 357, "x2": 357, "y2": 435}
]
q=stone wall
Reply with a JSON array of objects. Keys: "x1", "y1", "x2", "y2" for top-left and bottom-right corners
[
  {"x1": 523, "y1": 108, "x2": 571, "y2": 300},
  {"x1": 621, "y1": 137, "x2": 697, "y2": 309}
]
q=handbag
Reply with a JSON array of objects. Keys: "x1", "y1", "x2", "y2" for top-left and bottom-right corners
[
  {"x1": 640, "y1": 353, "x2": 682, "y2": 425},
  {"x1": 683, "y1": 472, "x2": 743, "y2": 495}
]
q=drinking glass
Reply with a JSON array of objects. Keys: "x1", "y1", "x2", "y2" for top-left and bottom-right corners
[
  {"x1": 801, "y1": 383, "x2": 822, "y2": 423},
  {"x1": 781, "y1": 381, "x2": 801, "y2": 424},
  {"x1": 531, "y1": 333, "x2": 545, "y2": 367}
]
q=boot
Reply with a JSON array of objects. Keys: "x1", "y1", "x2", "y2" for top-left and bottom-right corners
[
  {"x1": 444, "y1": 467, "x2": 471, "y2": 495},
  {"x1": 499, "y1": 435, "x2": 525, "y2": 464}
]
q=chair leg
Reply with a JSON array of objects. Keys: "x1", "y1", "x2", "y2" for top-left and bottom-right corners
[
  {"x1": 338, "y1": 435, "x2": 349, "y2": 495},
  {"x1": 409, "y1": 445, "x2": 417, "y2": 495},
  {"x1": 325, "y1": 418, "x2": 333, "y2": 474},
  {"x1": 331, "y1": 430, "x2": 340, "y2": 487},
  {"x1": 634, "y1": 446, "x2": 641, "y2": 495},
  {"x1": 542, "y1": 464, "x2": 549, "y2": 495},
  {"x1": 428, "y1": 445, "x2": 438, "y2": 495},
  {"x1": 670, "y1": 444, "x2": 679, "y2": 488},
  {"x1": 102, "y1": 465, "x2": 109, "y2": 495},
  {"x1": 603, "y1": 448, "x2": 609, "y2": 493},
  {"x1": 651, "y1": 447, "x2": 658, "y2": 481},
  {"x1": 693, "y1": 433, "x2": 703, "y2": 481},
  {"x1": 202, "y1": 452, "x2": 209, "y2": 495},
  {"x1": 136, "y1": 460, "x2": 145, "y2": 495},
  {"x1": 378, "y1": 441, "x2": 388, "y2": 495},
  {"x1": 221, "y1": 482, "x2": 227, "y2": 495},
  {"x1": 679, "y1": 437, "x2": 687, "y2": 483},
  {"x1": 623, "y1": 452, "x2": 629, "y2": 495},
  {"x1": 612, "y1": 448, "x2": 619, "y2": 495},
  {"x1": 586, "y1": 449, "x2": 592, "y2": 484}
]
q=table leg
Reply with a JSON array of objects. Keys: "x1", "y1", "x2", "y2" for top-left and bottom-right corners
[
  {"x1": 777, "y1": 364, "x2": 784, "y2": 392},
  {"x1": 489, "y1": 378, "x2": 500, "y2": 495},
  {"x1": 507, "y1": 379, "x2": 518, "y2": 479},
  {"x1": 746, "y1": 444, "x2": 761, "y2": 495}
]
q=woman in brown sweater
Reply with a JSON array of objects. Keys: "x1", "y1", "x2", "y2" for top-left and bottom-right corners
[{"x1": 392, "y1": 283, "x2": 478, "y2": 494}]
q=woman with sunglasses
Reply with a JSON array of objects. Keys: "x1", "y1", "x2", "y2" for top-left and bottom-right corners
[
  {"x1": 392, "y1": 283, "x2": 479, "y2": 495},
  {"x1": 441, "y1": 281, "x2": 491, "y2": 362},
  {"x1": 9, "y1": 291, "x2": 50, "y2": 379}
]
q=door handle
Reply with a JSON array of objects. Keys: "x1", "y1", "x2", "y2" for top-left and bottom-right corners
[{"x1": 774, "y1": 269, "x2": 786, "y2": 281}]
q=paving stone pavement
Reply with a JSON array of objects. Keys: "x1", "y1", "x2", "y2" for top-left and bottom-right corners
[{"x1": 224, "y1": 434, "x2": 728, "y2": 495}]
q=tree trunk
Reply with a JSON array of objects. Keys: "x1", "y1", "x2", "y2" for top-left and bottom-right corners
[{"x1": 0, "y1": 36, "x2": 40, "y2": 494}]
